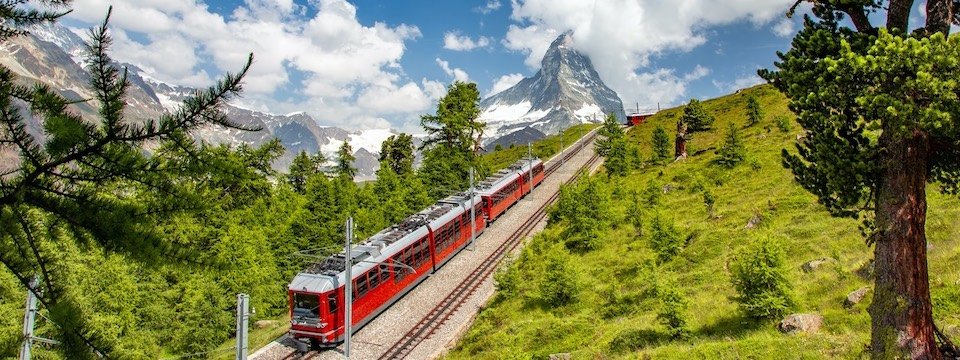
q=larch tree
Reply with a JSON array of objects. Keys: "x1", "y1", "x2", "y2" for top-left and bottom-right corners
[
  {"x1": 335, "y1": 140, "x2": 356, "y2": 180},
  {"x1": 760, "y1": 0, "x2": 960, "y2": 357},
  {"x1": 676, "y1": 98, "x2": 715, "y2": 159},
  {"x1": 595, "y1": 113, "x2": 628, "y2": 176},
  {"x1": 287, "y1": 150, "x2": 325, "y2": 193},
  {"x1": 417, "y1": 81, "x2": 487, "y2": 198},
  {"x1": 745, "y1": 95, "x2": 763, "y2": 127},
  {"x1": 379, "y1": 133, "x2": 414, "y2": 175},
  {"x1": 0, "y1": 2, "x2": 255, "y2": 357},
  {"x1": 651, "y1": 124, "x2": 671, "y2": 163}
]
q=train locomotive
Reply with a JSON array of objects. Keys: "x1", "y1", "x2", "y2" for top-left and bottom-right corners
[{"x1": 287, "y1": 157, "x2": 545, "y2": 348}]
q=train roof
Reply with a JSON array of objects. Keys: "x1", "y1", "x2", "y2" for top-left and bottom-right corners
[{"x1": 476, "y1": 157, "x2": 540, "y2": 194}]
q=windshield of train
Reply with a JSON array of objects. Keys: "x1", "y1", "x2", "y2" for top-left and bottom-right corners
[{"x1": 292, "y1": 292, "x2": 321, "y2": 322}]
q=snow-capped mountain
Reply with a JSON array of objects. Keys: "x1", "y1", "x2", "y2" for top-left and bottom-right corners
[
  {"x1": 0, "y1": 23, "x2": 393, "y2": 180},
  {"x1": 479, "y1": 32, "x2": 625, "y2": 148}
]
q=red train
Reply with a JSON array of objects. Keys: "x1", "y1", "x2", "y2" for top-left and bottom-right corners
[{"x1": 287, "y1": 157, "x2": 544, "y2": 348}]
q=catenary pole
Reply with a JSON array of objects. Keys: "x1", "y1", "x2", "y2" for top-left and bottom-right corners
[
  {"x1": 469, "y1": 167, "x2": 476, "y2": 251},
  {"x1": 235, "y1": 294, "x2": 249, "y2": 360},
  {"x1": 344, "y1": 217, "x2": 353, "y2": 359},
  {"x1": 18, "y1": 277, "x2": 38, "y2": 360}
]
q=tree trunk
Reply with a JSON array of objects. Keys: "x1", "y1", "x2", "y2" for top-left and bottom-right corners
[
  {"x1": 869, "y1": 129, "x2": 940, "y2": 359},
  {"x1": 675, "y1": 120, "x2": 687, "y2": 159}
]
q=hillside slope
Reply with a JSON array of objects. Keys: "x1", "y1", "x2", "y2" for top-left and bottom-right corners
[{"x1": 446, "y1": 85, "x2": 960, "y2": 359}]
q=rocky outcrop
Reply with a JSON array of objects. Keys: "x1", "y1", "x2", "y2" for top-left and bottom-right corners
[
  {"x1": 844, "y1": 287, "x2": 870, "y2": 308},
  {"x1": 778, "y1": 313, "x2": 823, "y2": 334}
]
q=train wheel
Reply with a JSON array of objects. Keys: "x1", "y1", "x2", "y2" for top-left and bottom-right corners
[{"x1": 310, "y1": 338, "x2": 320, "y2": 350}]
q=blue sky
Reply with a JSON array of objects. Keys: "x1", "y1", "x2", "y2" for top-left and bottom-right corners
[{"x1": 59, "y1": 0, "x2": 933, "y2": 133}]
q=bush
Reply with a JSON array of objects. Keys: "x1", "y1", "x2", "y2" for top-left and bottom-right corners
[
  {"x1": 537, "y1": 249, "x2": 579, "y2": 307},
  {"x1": 649, "y1": 214, "x2": 683, "y2": 264},
  {"x1": 656, "y1": 281, "x2": 690, "y2": 339},
  {"x1": 703, "y1": 189, "x2": 716, "y2": 218},
  {"x1": 643, "y1": 181, "x2": 661, "y2": 207},
  {"x1": 730, "y1": 234, "x2": 795, "y2": 319},
  {"x1": 774, "y1": 115, "x2": 793, "y2": 132}
]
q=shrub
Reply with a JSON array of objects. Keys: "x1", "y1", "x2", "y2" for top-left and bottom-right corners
[
  {"x1": 656, "y1": 281, "x2": 690, "y2": 339},
  {"x1": 649, "y1": 214, "x2": 683, "y2": 264},
  {"x1": 703, "y1": 189, "x2": 716, "y2": 218},
  {"x1": 493, "y1": 257, "x2": 520, "y2": 296},
  {"x1": 537, "y1": 249, "x2": 579, "y2": 307},
  {"x1": 745, "y1": 95, "x2": 763, "y2": 127},
  {"x1": 774, "y1": 115, "x2": 793, "y2": 132},
  {"x1": 643, "y1": 181, "x2": 661, "y2": 207},
  {"x1": 629, "y1": 190, "x2": 644, "y2": 237},
  {"x1": 730, "y1": 234, "x2": 795, "y2": 319}
]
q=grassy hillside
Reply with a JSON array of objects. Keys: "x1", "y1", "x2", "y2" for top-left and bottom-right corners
[
  {"x1": 481, "y1": 123, "x2": 598, "y2": 172},
  {"x1": 446, "y1": 85, "x2": 960, "y2": 359}
]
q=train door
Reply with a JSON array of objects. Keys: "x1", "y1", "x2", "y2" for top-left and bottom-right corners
[
  {"x1": 428, "y1": 224, "x2": 438, "y2": 272},
  {"x1": 326, "y1": 292, "x2": 339, "y2": 340}
]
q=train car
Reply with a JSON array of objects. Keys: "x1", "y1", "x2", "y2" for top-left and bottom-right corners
[
  {"x1": 626, "y1": 112, "x2": 655, "y2": 126},
  {"x1": 433, "y1": 192, "x2": 486, "y2": 269},
  {"x1": 528, "y1": 158, "x2": 545, "y2": 189},
  {"x1": 477, "y1": 167, "x2": 523, "y2": 221},
  {"x1": 288, "y1": 215, "x2": 433, "y2": 347},
  {"x1": 287, "y1": 192, "x2": 486, "y2": 348}
]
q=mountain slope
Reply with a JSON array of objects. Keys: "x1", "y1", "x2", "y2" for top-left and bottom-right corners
[
  {"x1": 447, "y1": 85, "x2": 960, "y2": 358},
  {"x1": 479, "y1": 33, "x2": 625, "y2": 147}
]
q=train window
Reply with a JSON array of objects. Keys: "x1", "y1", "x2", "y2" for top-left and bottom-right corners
[
  {"x1": 293, "y1": 292, "x2": 321, "y2": 320},
  {"x1": 356, "y1": 275, "x2": 368, "y2": 297},
  {"x1": 393, "y1": 257, "x2": 406, "y2": 283},
  {"x1": 380, "y1": 264, "x2": 390, "y2": 281},
  {"x1": 327, "y1": 293, "x2": 337, "y2": 315},
  {"x1": 369, "y1": 268, "x2": 380, "y2": 288}
]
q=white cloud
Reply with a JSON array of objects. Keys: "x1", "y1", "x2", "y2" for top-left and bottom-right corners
[
  {"x1": 772, "y1": 18, "x2": 795, "y2": 37},
  {"x1": 64, "y1": 0, "x2": 439, "y2": 131},
  {"x1": 504, "y1": 0, "x2": 794, "y2": 107},
  {"x1": 475, "y1": 0, "x2": 502, "y2": 14},
  {"x1": 683, "y1": 65, "x2": 710, "y2": 81},
  {"x1": 436, "y1": 58, "x2": 470, "y2": 82},
  {"x1": 712, "y1": 74, "x2": 765, "y2": 93},
  {"x1": 443, "y1": 32, "x2": 492, "y2": 51},
  {"x1": 489, "y1": 73, "x2": 524, "y2": 96}
]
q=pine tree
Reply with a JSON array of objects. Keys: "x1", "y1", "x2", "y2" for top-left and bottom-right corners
[
  {"x1": 760, "y1": 1, "x2": 960, "y2": 356},
  {"x1": 650, "y1": 124, "x2": 671, "y2": 162},
  {"x1": 378, "y1": 133, "x2": 414, "y2": 175},
  {"x1": 679, "y1": 98, "x2": 714, "y2": 132},
  {"x1": 287, "y1": 150, "x2": 325, "y2": 193},
  {"x1": 418, "y1": 81, "x2": 487, "y2": 197},
  {"x1": 716, "y1": 122, "x2": 745, "y2": 168},
  {"x1": 335, "y1": 140, "x2": 356, "y2": 180},
  {"x1": 745, "y1": 95, "x2": 763, "y2": 127},
  {"x1": 595, "y1": 113, "x2": 628, "y2": 177},
  {"x1": 0, "y1": 3, "x2": 255, "y2": 357}
]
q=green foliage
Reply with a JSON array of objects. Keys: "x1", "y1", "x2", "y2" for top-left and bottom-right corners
[
  {"x1": 703, "y1": 189, "x2": 716, "y2": 218},
  {"x1": 595, "y1": 113, "x2": 629, "y2": 177},
  {"x1": 643, "y1": 180, "x2": 661, "y2": 207},
  {"x1": 335, "y1": 140, "x2": 356, "y2": 179},
  {"x1": 774, "y1": 115, "x2": 792, "y2": 133},
  {"x1": 680, "y1": 98, "x2": 715, "y2": 132},
  {"x1": 494, "y1": 143, "x2": 503, "y2": 151},
  {"x1": 549, "y1": 177, "x2": 610, "y2": 252},
  {"x1": 417, "y1": 82, "x2": 487, "y2": 197},
  {"x1": 716, "y1": 122, "x2": 746, "y2": 168},
  {"x1": 651, "y1": 124, "x2": 671, "y2": 163},
  {"x1": 628, "y1": 190, "x2": 644, "y2": 237},
  {"x1": 379, "y1": 133, "x2": 415, "y2": 175},
  {"x1": 536, "y1": 248, "x2": 578, "y2": 308},
  {"x1": 730, "y1": 234, "x2": 795, "y2": 320},
  {"x1": 609, "y1": 329, "x2": 659, "y2": 353},
  {"x1": 656, "y1": 279, "x2": 690, "y2": 339},
  {"x1": 649, "y1": 214, "x2": 683, "y2": 264},
  {"x1": 287, "y1": 150, "x2": 326, "y2": 193},
  {"x1": 745, "y1": 95, "x2": 763, "y2": 127}
]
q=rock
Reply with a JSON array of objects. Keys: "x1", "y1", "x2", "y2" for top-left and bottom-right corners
[
  {"x1": 549, "y1": 353, "x2": 571, "y2": 360},
  {"x1": 778, "y1": 313, "x2": 823, "y2": 334},
  {"x1": 662, "y1": 184, "x2": 674, "y2": 193},
  {"x1": 844, "y1": 287, "x2": 870, "y2": 308},
  {"x1": 745, "y1": 213, "x2": 762, "y2": 229},
  {"x1": 802, "y1": 258, "x2": 831, "y2": 273},
  {"x1": 254, "y1": 320, "x2": 277, "y2": 329}
]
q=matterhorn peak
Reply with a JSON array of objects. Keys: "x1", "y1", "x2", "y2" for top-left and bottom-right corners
[{"x1": 478, "y1": 32, "x2": 625, "y2": 149}]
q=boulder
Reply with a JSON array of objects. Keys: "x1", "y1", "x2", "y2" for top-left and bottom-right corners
[
  {"x1": 801, "y1": 258, "x2": 831, "y2": 273},
  {"x1": 777, "y1": 313, "x2": 823, "y2": 334},
  {"x1": 844, "y1": 287, "x2": 870, "y2": 308},
  {"x1": 549, "y1": 353, "x2": 571, "y2": 360},
  {"x1": 745, "y1": 213, "x2": 762, "y2": 229},
  {"x1": 254, "y1": 320, "x2": 277, "y2": 329}
]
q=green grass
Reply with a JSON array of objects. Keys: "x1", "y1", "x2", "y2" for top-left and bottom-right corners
[
  {"x1": 445, "y1": 84, "x2": 960, "y2": 359},
  {"x1": 481, "y1": 123, "x2": 598, "y2": 171},
  {"x1": 211, "y1": 315, "x2": 289, "y2": 359}
]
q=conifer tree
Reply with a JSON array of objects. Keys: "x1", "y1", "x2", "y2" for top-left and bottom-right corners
[
  {"x1": 335, "y1": 140, "x2": 356, "y2": 180},
  {"x1": 745, "y1": 95, "x2": 763, "y2": 127},
  {"x1": 679, "y1": 98, "x2": 715, "y2": 132},
  {"x1": 596, "y1": 113, "x2": 628, "y2": 176},
  {"x1": 760, "y1": 0, "x2": 960, "y2": 356},
  {"x1": 650, "y1": 124, "x2": 671, "y2": 162},
  {"x1": 716, "y1": 122, "x2": 746, "y2": 168},
  {"x1": 287, "y1": 150, "x2": 325, "y2": 193},
  {"x1": 378, "y1": 133, "x2": 414, "y2": 175},
  {"x1": 0, "y1": 3, "x2": 255, "y2": 357},
  {"x1": 418, "y1": 81, "x2": 487, "y2": 198}
]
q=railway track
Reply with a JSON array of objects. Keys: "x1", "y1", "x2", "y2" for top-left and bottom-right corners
[{"x1": 380, "y1": 151, "x2": 602, "y2": 359}]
